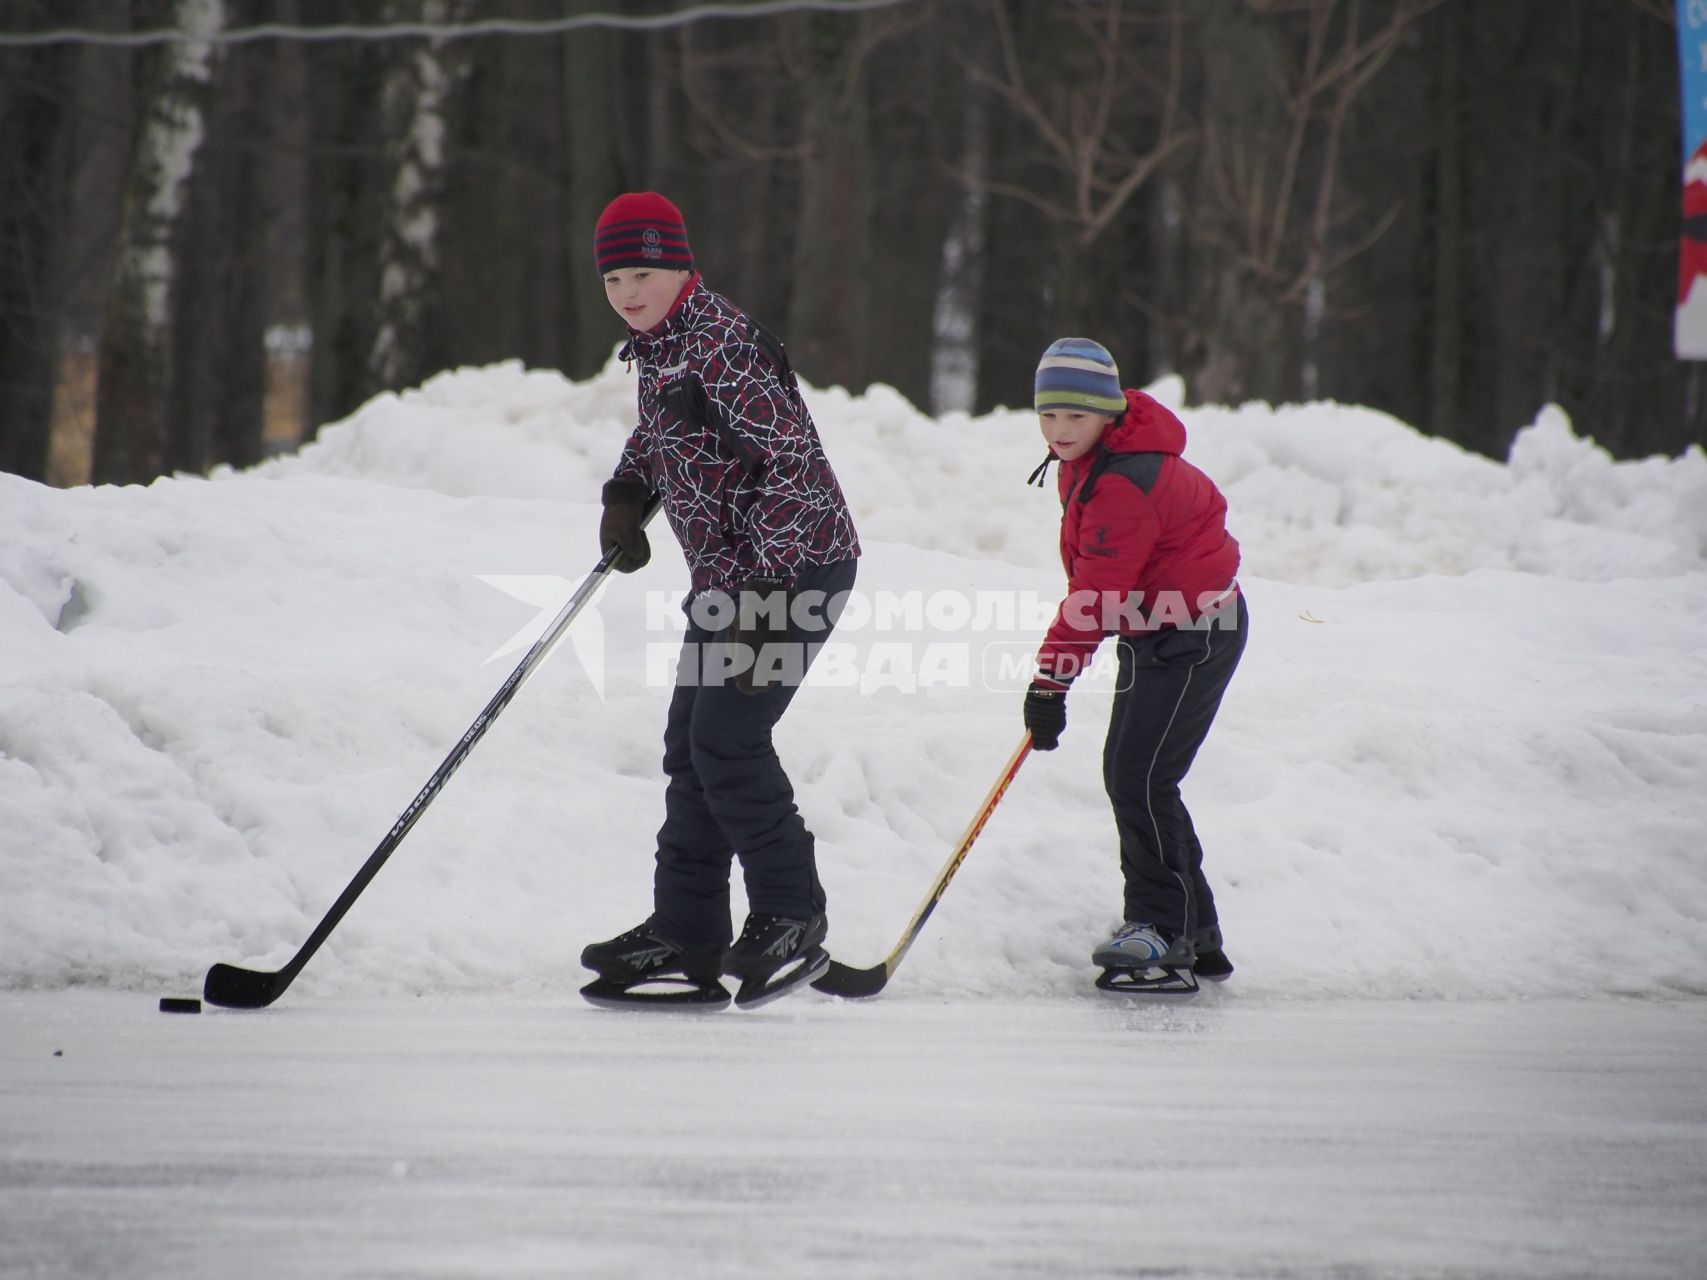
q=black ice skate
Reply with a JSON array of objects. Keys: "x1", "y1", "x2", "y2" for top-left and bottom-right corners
[
  {"x1": 1192, "y1": 948, "x2": 1234, "y2": 982},
  {"x1": 1092, "y1": 922, "x2": 1199, "y2": 997},
  {"x1": 1192, "y1": 924, "x2": 1235, "y2": 983},
  {"x1": 722, "y1": 912, "x2": 829, "y2": 1009},
  {"x1": 579, "y1": 923, "x2": 731, "y2": 1010}
]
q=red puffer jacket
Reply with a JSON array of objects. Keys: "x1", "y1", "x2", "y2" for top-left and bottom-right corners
[
  {"x1": 611, "y1": 275, "x2": 860, "y2": 595},
  {"x1": 1035, "y1": 388, "x2": 1240, "y2": 682}
]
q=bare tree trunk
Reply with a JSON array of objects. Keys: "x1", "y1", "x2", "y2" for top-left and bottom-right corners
[
  {"x1": 931, "y1": 62, "x2": 988, "y2": 415},
  {"x1": 303, "y1": 22, "x2": 384, "y2": 435},
  {"x1": 92, "y1": 0, "x2": 224, "y2": 485},
  {"x1": 644, "y1": 25, "x2": 683, "y2": 195},
  {"x1": 437, "y1": 33, "x2": 568, "y2": 375},
  {"x1": 864, "y1": 87, "x2": 961, "y2": 410},
  {"x1": 786, "y1": 12, "x2": 875, "y2": 390},
  {"x1": 171, "y1": 37, "x2": 266, "y2": 474},
  {"x1": 259, "y1": 0, "x2": 310, "y2": 454},
  {"x1": 563, "y1": 13, "x2": 632, "y2": 376},
  {"x1": 43, "y1": 8, "x2": 134, "y2": 488},
  {"x1": 1427, "y1": 0, "x2": 1463, "y2": 441},
  {"x1": 366, "y1": 0, "x2": 460, "y2": 394},
  {"x1": 1147, "y1": 174, "x2": 1189, "y2": 377},
  {"x1": 0, "y1": 5, "x2": 80, "y2": 481},
  {"x1": 1190, "y1": 0, "x2": 1292, "y2": 404}
]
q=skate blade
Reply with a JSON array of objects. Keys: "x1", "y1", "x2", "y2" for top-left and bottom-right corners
[
  {"x1": 1095, "y1": 965, "x2": 1200, "y2": 997},
  {"x1": 733, "y1": 948, "x2": 831, "y2": 1010},
  {"x1": 579, "y1": 977, "x2": 732, "y2": 1011}
]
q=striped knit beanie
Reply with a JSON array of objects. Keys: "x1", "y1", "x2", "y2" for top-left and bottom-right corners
[
  {"x1": 594, "y1": 192, "x2": 694, "y2": 274},
  {"x1": 1034, "y1": 338, "x2": 1125, "y2": 415}
]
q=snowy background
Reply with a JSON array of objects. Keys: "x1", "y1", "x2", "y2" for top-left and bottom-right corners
[{"x1": 3, "y1": 358, "x2": 1705, "y2": 1002}]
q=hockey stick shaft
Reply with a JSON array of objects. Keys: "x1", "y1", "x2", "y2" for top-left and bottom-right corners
[
  {"x1": 813, "y1": 734, "x2": 1032, "y2": 997},
  {"x1": 204, "y1": 509, "x2": 655, "y2": 1008}
]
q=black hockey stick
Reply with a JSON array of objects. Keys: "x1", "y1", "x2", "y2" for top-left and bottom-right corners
[
  {"x1": 204, "y1": 509, "x2": 655, "y2": 1009},
  {"x1": 813, "y1": 735, "x2": 1032, "y2": 998}
]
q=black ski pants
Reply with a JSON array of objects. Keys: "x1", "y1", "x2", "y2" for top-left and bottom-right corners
[
  {"x1": 652, "y1": 558, "x2": 857, "y2": 948},
  {"x1": 1102, "y1": 593, "x2": 1248, "y2": 943}
]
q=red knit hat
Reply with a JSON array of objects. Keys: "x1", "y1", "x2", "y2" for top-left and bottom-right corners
[{"x1": 593, "y1": 192, "x2": 694, "y2": 274}]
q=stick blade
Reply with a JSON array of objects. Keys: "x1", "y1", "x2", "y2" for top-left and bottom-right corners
[
  {"x1": 810, "y1": 959, "x2": 890, "y2": 999},
  {"x1": 203, "y1": 962, "x2": 288, "y2": 1009}
]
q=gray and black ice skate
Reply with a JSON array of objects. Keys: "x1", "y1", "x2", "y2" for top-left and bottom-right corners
[
  {"x1": 723, "y1": 912, "x2": 829, "y2": 1008},
  {"x1": 1092, "y1": 922, "x2": 1199, "y2": 996},
  {"x1": 579, "y1": 922, "x2": 731, "y2": 1010}
]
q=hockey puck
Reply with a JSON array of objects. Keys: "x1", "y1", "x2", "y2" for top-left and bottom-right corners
[{"x1": 159, "y1": 997, "x2": 202, "y2": 1014}]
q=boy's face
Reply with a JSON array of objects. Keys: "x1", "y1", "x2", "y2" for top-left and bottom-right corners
[
  {"x1": 603, "y1": 267, "x2": 691, "y2": 332},
  {"x1": 1038, "y1": 408, "x2": 1113, "y2": 463}
]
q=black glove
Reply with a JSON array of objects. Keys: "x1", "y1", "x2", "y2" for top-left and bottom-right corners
[
  {"x1": 1024, "y1": 679, "x2": 1068, "y2": 751},
  {"x1": 730, "y1": 578, "x2": 789, "y2": 695},
  {"x1": 599, "y1": 478, "x2": 653, "y2": 573}
]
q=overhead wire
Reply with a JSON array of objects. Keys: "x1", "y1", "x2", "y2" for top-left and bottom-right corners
[{"x1": 0, "y1": 0, "x2": 919, "y2": 49}]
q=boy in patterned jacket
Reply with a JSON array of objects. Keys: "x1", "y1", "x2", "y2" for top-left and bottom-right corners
[
  {"x1": 1022, "y1": 338, "x2": 1246, "y2": 997},
  {"x1": 579, "y1": 192, "x2": 860, "y2": 1010}
]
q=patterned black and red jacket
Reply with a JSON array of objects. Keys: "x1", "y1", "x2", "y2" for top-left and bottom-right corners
[{"x1": 610, "y1": 275, "x2": 860, "y2": 596}]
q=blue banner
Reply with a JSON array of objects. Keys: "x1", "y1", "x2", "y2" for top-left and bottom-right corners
[{"x1": 1676, "y1": 1, "x2": 1707, "y2": 356}]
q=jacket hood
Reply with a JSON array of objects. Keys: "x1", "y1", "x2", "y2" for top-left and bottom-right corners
[{"x1": 1102, "y1": 387, "x2": 1186, "y2": 457}]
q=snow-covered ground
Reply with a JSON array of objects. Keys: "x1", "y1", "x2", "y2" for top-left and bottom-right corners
[{"x1": 3, "y1": 359, "x2": 1706, "y2": 1276}]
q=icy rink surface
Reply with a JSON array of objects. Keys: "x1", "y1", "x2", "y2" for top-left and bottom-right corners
[{"x1": 4, "y1": 990, "x2": 1704, "y2": 1280}]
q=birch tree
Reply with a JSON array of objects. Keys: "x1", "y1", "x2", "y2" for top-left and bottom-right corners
[
  {"x1": 366, "y1": 0, "x2": 461, "y2": 394},
  {"x1": 92, "y1": 0, "x2": 223, "y2": 485}
]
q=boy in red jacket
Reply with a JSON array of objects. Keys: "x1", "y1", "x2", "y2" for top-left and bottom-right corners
[{"x1": 1023, "y1": 338, "x2": 1246, "y2": 995}]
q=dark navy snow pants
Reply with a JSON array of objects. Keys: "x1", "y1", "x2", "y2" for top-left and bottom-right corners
[
  {"x1": 1102, "y1": 593, "x2": 1248, "y2": 943},
  {"x1": 651, "y1": 558, "x2": 857, "y2": 948}
]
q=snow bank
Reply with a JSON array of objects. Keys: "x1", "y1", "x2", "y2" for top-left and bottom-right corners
[{"x1": 3, "y1": 363, "x2": 1704, "y2": 1002}]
